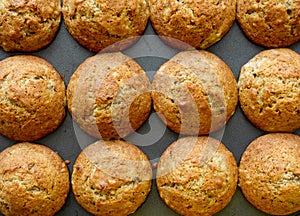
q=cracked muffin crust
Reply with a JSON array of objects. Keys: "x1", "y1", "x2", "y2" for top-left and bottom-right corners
[
  {"x1": 71, "y1": 140, "x2": 152, "y2": 216},
  {"x1": 0, "y1": 0, "x2": 61, "y2": 52},
  {"x1": 239, "y1": 133, "x2": 300, "y2": 215},
  {"x1": 237, "y1": 0, "x2": 300, "y2": 48},
  {"x1": 156, "y1": 136, "x2": 238, "y2": 216},
  {"x1": 67, "y1": 52, "x2": 151, "y2": 140},
  {"x1": 0, "y1": 142, "x2": 70, "y2": 216},
  {"x1": 149, "y1": 0, "x2": 236, "y2": 50},
  {"x1": 238, "y1": 48, "x2": 300, "y2": 132},
  {"x1": 151, "y1": 50, "x2": 238, "y2": 135},
  {"x1": 0, "y1": 55, "x2": 66, "y2": 141},
  {"x1": 62, "y1": 0, "x2": 149, "y2": 52}
]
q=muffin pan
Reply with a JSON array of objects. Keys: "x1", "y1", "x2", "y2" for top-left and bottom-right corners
[{"x1": 0, "y1": 18, "x2": 299, "y2": 216}]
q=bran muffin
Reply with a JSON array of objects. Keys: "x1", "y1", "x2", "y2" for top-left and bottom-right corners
[
  {"x1": 149, "y1": 0, "x2": 236, "y2": 50},
  {"x1": 156, "y1": 136, "x2": 238, "y2": 216},
  {"x1": 151, "y1": 50, "x2": 238, "y2": 135},
  {"x1": 0, "y1": 0, "x2": 61, "y2": 52},
  {"x1": 239, "y1": 133, "x2": 300, "y2": 215},
  {"x1": 238, "y1": 48, "x2": 300, "y2": 132},
  {"x1": 0, "y1": 55, "x2": 66, "y2": 141},
  {"x1": 0, "y1": 142, "x2": 70, "y2": 216},
  {"x1": 237, "y1": 0, "x2": 300, "y2": 48},
  {"x1": 71, "y1": 140, "x2": 152, "y2": 216},
  {"x1": 62, "y1": 0, "x2": 149, "y2": 52},
  {"x1": 67, "y1": 52, "x2": 152, "y2": 140}
]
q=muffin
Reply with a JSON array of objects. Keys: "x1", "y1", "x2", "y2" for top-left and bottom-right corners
[
  {"x1": 149, "y1": 0, "x2": 236, "y2": 50},
  {"x1": 151, "y1": 50, "x2": 238, "y2": 135},
  {"x1": 239, "y1": 133, "x2": 300, "y2": 215},
  {"x1": 238, "y1": 48, "x2": 300, "y2": 132},
  {"x1": 62, "y1": 0, "x2": 149, "y2": 52},
  {"x1": 0, "y1": 142, "x2": 70, "y2": 216},
  {"x1": 0, "y1": 55, "x2": 66, "y2": 141},
  {"x1": 237, "y1": 0, "x2": 300, "y2": 47},
  {"x1": 0, "y1": 0, "x2": 61, "y2": 52},
  {"x1": 72, "y1": 140, "x2": 152, "y2": 216},
  {"x1": 67, "y1": 52, "x2": 151, "y2": 140},
  {"x1": 156, "y1": 136, "x2": 238, "y2": 216}
]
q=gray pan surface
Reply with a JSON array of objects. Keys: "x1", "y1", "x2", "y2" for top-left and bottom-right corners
[{"x1": 0, "y1": 15, "x2": 299, "y2": 216}]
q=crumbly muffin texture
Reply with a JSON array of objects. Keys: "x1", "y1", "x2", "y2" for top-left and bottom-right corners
[
  {"x1": 237, "y1": 0, "x2": 300, "y2": 47},
  {"x1": 0, "y1": 0, "x2": 61, "y2": 52},
  {"x1": 0, "y1": 55, "x2": 66, "y2": 141},
  {"x1": 149, "y1": 0, "x2": 236, "y2": 50},
  {"x1": 67, "y1": 52, "x2": 151, "y2": 140},
  {"x1": 62, "y1": 0, "x2": 149, "y2": 52},
  {"x1": 0, "y1": 142, "x2": 70, "y2": 216},
  {"x1": 239, "y1": 133, "x2": 300, "y2": 215},
  {"x1": 72, "y1": 140, "x2": 152, "y2": 216},
  {"x1": 151, "y1": 50, "x2": 238, "y2": 135},
  {"x1": 156, "y1": 136, "x2": 238, "y2": 216},
  {"x1": 238, "y1": 48, "x2": 300, "y2": 132}
]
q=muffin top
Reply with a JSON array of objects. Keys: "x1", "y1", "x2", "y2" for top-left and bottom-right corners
[
  {"x1": 67, "y1": 52, "x2": 151, "y2": 140},
  {"x1": 0, "y1": 55, "x2": 66, "y2": 141},
  {"x1": 149, "y1": 0, "x2": 236, "y2": 49},
  {"x1": 237, "y1": 0, "x2": 300, "y2": 47},
  {"x1": 0, "y1": 0, "x2": 61, "y2": 52},
  {"x1": 0, "y1": 142, "x2": 70, "y2": 216},
  {"x1": 239, "y1": 133, "x2": 300, "y2": 215},
  {"x1": 151, "y1": 49, "x2": 238, "y2": 135},
  {"x1": 156, "y1": 136, "x2": 238, "y2": 216},
  {"x1": 72, "y1": 139, "x2": 152, "y2": 216},
  {"x1": 238, "y1": 48, "x2": 300, "y2": 132},
  {"x1": 62, "y1": 0, "x2": 149, "y2": 52}
]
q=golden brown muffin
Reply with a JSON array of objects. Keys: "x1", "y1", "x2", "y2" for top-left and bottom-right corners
[
  {"x1": 0, "y1": 0, "x2": 61, "y2": 52},
  {"x1": 151, "y1": 50, "x2": 238, "y2": 135},
  {"x1": 149, "y1": 0, "x2": 236, "y2": 50},
  {"x1": 72, "y1": 140, "x2": 152, "y2": 216},
  {"x1": 62, "y1": 0, "x2": 149, "y2": 52},
  {"x1": 67, "y1": 52, "x2": 151, "y2": 140},
  {"x1": 238, "y1": 48, "x2": 300, "y2": 132},
  {"x1": 239, "y1": 133, "x2": 300, "y2": 215},
  {"x1": 0, "y1": 55, "x2": 66, "y2": 141},
  {"x1": 0, "y1": 142, "x2": 70, "y2": 216},
  {"x1": 237, "y1": 0, "x2": 300, "y2": 48},
  {"x1": 156, "y1": 136, "x2": 238, "y2": 216}
]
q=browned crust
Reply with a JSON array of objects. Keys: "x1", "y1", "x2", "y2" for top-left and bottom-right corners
[
  {"x1": 0, "y1": 0, "x2": 61, "y2": 52},
  {"x1": 62, "y1": 0, "x2": 149, "y2": 52},
  {"x1": 0, "y1": 55, "x2": 66, "y2": 141},
  {"x1": 239, "y1": 133, "x2": 300, "y2": 215},
  {"x1": 67, "y1": 52, "x2": 152, "y2": 140},
  {"x1": 156, "y1": 136, "x2": 238, "y2": 216},
  {"x1": 0, "y1": 142, "x2": 70, "y2": 216},
  {"x1": 238, "y1": 48, "x2": 300, "y2": 132},
  {"x1": 72, "y1": 140, "x2": 152, "y2": 216},
  {"x1": 151, "y1": 50, "x2": 238, "y2": 135},
  {"x1": 237, "y1": 0, "x2": 300, "y2": 47},
  {"x1": 149, "y1": 0, "x2": 236, "y2": 50}
]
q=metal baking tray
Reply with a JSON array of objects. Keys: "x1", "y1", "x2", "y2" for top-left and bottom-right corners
[{"x1": 0, "y1": 17, "x2": 299, "y2": 216}]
